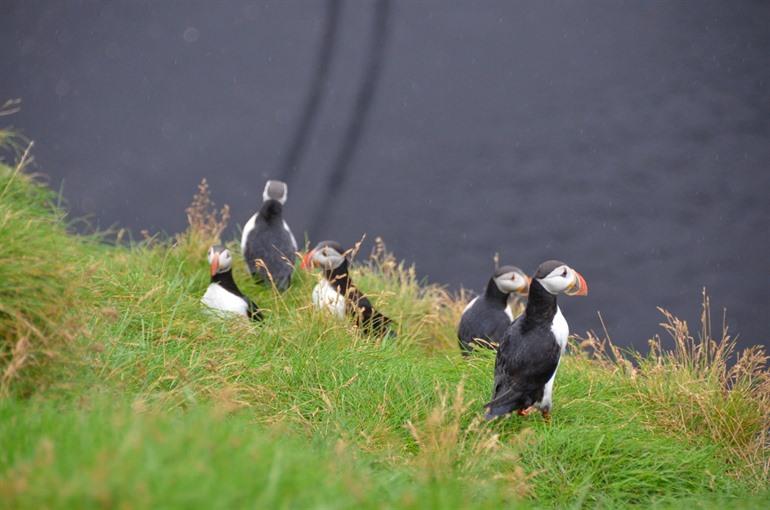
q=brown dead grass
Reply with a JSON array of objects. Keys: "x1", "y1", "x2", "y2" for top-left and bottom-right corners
[
  {"x1": 405, "y1": 381, "x2": 530, "y2": 498},
  {"x1": 179, "y1": 178, "x2": 230, "y2": 254},
  {"x1": 579, "y1": 290, "x2": 770, "y2": 484}
]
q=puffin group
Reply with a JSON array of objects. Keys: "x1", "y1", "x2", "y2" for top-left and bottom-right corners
[{"x1": 201, "y1": 179, "x2": 588, "y2": 421}]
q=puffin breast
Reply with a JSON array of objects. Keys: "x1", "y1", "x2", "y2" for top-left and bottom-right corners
[{"x1": 312, "y1": 280, "x2": 346, "y2": 319}]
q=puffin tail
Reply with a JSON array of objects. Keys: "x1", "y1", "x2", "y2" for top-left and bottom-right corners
[
  {"x1": 275, "y1": 274, "x2": 291, "y2": 292},
  {"x1": 362, "y1": 310, "x2": 395, "y2": 338},
  {"x1": 484, "y1": 405, "x2": 513, "y2": 421},
  {"x1": 483, "y1": 385, "x2": 528, "y2": 421}
]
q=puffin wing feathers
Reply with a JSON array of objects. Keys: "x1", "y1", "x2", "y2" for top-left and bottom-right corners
[
  {"x1": 485, "y1": 319, "x2": 560, "y2": 419},
  {"x1": 457, "y1": 297, "x2": 511, "y2": 353},
  {"x1": 346, "y1": 286, "x2": 394, "y2": 337},
  {"x1": 243, "y1": 215, "x2": 296, "y2": 290}
]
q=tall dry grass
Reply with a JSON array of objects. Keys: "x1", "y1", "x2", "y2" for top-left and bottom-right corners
[
  {"x1": 405, "y1": 381, "x2": 530, "y2": 498},
  {"x1": 579, "y1": 290, "x2": 770, "y2": 485},
  {"x1": 177, "y1": 178, "x2": 231, "y2": 254}
]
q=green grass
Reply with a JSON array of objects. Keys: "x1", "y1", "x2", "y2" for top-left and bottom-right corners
[{"x1": 1, "y1": 141, "x2": 768, "y2": 509}]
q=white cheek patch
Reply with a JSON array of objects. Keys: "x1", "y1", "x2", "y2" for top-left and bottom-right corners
[
  {"x1": 495, "y1": 277, "x2": 523, "y2": 294},
  {"x1": 538, "y1": 266, "x2": 570, "y2": 294},
  {"x1": 538, "y1": 277, "x2": 562, "y2": 295},
  {"x1": 218, "y1": 252, "x2": 233, "y2": 272},
  {"x1": 315, "y1": 252, "x2": 344, "y2": 270}
]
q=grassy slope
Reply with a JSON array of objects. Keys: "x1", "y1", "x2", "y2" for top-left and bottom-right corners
[{"x1": 0, "y1": 157, "x2": 768, "y2": 509}]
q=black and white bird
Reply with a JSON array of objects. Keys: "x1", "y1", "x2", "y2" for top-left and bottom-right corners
[
  {"x1": 241, "y1": 180, "x2": 298, "y2": 291},
  {"x1": 457, "y1": 265, "x2": 529, "y2": 354},
  {"x1": 201, "y1": 245, "x2": 263, "y2": 321},
  {"x1": 485, "y1": 260, "x2": 588, "y2": 421},
  {"x1": 301, "y1": 240, "x2": 394, "y2": 337}
]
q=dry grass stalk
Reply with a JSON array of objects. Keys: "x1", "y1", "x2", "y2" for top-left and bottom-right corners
[
  {"x1": 0, "y1": 98, "x2": 22, "y2": 117},
  {"x1": 405, "y1": 381, "x2": 528, "y2": 495},
  {"x1": 0, "y1": 336, "x2": 31, "y2": 395},
  {"x1": 577, "y1": 290, "x2": 769, "y2": 484},
  {"x1": 184, "y1": 178, "x2": 230, "y2": 244},
  {"x1": 369, "y1": 237, "x2": 398, "y2": 275}
]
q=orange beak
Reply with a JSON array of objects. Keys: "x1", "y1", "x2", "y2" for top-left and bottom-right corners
[
  {"x1": 572, "y1": 271, "x2": 588, "y2": 296},
  {"x1": 210, "y1": 256, "x2": 219, "y2": 277},
  {"x1": 300, "y1": 250, "x2": 315, "y2": 270},
  {"x1": 517, "y1": 276, "x2": 532, "y2": 295}
]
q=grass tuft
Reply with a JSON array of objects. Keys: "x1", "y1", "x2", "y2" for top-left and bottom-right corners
[
  {"x1": 0, "y1": 131, "x2": 95, "y2": 394},
  {"x1": 580, "y1": 290, "x2": 770, "y2": 487}
]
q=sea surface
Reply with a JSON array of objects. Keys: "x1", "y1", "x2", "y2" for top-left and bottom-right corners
[{"x1": 2, "y1": 1, "x2": 768, "y2": 350}]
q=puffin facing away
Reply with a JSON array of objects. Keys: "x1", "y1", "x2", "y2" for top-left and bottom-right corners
[
  {"x1": 485, "y1": 260, "x2": 587, "y2": 421},
  {"x1": 201, "y1": 245, "x2": 263, "y2": 321},
  {"x1": 458, "y1": 265, "x2": 529, "y2": 354},
  {"x1": 241, "y1": 180, "x2": 298, "y2": 291},
  {"x1": 301, "y1": 240, "x2": 394, "y2": 337}
]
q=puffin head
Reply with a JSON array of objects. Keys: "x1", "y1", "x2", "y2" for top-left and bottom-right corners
[
  {"x1": 301, "y1": 240, "x2": 346, "y2": 271},
  {"x1": 263, "y1": 180, "x2": 288, "y2": 205},
  {"x1": 533, "y1": 260, "x2": 588, "y2": 296},
  {"x1": 207, "y1": 244, "x2": 234, "y2": 276},
  {"x1": 493, "y1": 265, "x2": 530, "y2": 296}
]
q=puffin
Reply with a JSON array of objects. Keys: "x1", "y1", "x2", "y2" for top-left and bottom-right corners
[
  {"x1": 201, "y1": 244, "x2": 263, "y2": 321},
  {"x1": 457, "y1": 265, "x2": 530, "y2": 354},
  {"x1": 485, "y1": 260, "x2": 588, "y2": 421},
  {"x1": 241, "y1": 180, "x2": 298, "y2": 291},
  {"x1": 301, "y1": 240, "x2": 394, "y2": 337}
]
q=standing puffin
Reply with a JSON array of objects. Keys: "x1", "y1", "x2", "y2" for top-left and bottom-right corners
[
  {"x1": 201, "y1": 245, "x2": 263, "y2": 321},
  {"x1": 241, "y1": 180, "x2": 298, "y2": 291},
  {"x1": 301, "y1": 240, "x2": 394, "y2": 337},
  {"x1": 485, "y1": 260, "x2": 587, "y2": 421},
  {"x1": 458, "y1": 265, "x2": 529, "y2": 354}
]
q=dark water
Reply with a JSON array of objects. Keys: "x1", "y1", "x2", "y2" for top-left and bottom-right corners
[{"x1": 2, "y1": 1, "x2": 769, "y2": 350}]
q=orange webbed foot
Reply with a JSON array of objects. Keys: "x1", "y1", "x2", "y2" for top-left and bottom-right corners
[{"x1": 517, "y1": 407, "x2": 536, "y2": 417}]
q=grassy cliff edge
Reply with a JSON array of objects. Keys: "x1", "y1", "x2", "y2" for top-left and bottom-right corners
[{"x1": 0, "y1": 144, "x2": 768, "y2": 508}]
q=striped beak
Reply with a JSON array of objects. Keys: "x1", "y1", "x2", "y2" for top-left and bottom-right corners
[
  {"x1": 566, "y1": 271, "x2": 588, "y2": 296},
  {"x1": 210, "y1": 256, "x2": 219, "y2": 277},
  {"x1": 301, "y1": 250, "x2": 315, "y2": 270},
  {"x1": 517, "y1": 276, "x2": 532, "y2": 295}
]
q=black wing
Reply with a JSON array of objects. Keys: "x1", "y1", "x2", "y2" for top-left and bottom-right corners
[
  {"x1": 485, "y1": 319, "x2": 560, "y2": 419},
  {"x1": 347, "y1": 287, "x2": 394, "y2": 337},
  {"x1": 243, "y1": 219, "x2": 296, "y2": 291},
  {"x1": 457, "y1": 299, "x2": 511, "y2": 354}
]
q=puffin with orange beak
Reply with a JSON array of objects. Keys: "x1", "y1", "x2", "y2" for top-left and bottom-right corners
[
  {"x1": 201, "y1": 245, "x2": 263, "y2": 321},
  {"x1": 485, "y1": 260, "x2": 587, "y2": 421},
  {"x1": 302, "y1": 240, "x2": 394, "y2": 337},
  {"x1": 458, "y1": 265, "x2": 529, "y2": 354}
]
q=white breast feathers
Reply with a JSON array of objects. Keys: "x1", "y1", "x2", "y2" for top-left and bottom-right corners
[
  {"x1": 201, "y1": 283, "x2": 248, "y2": 317},
  {"x1": 312, "y1": 279, "x2": 346, "y2": 319},
  {"x1": 551, "y1": 306, "x2": 569, "y2": 353}
]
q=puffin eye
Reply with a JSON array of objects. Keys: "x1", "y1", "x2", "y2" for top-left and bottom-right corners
[{"x1": 561, "y1": 269, "x2": 568, "y2": 277}]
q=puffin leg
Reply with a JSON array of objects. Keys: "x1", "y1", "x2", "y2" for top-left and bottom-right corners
[
  {"x1": 517, "y1": 407, "x2": 536, "y2": 417},
  {"x1": 541, "y1": 409, "x2": 551, "y2": 423}
]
